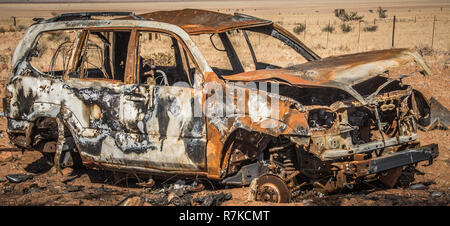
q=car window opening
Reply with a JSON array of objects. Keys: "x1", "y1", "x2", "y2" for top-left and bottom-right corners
[
  {"x1": 137, "y1": 31, "x2": 195, "y2": 87},
  {"x1": 71, "y1": 30, "x2": 131, "y2": 82}
]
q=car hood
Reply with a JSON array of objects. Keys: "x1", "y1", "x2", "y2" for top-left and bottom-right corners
[{"x1": 223, "y1": 48, "x2": 432, "y2": 88}]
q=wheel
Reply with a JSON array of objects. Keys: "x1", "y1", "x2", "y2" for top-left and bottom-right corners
[{"x1": 254, "y1": 174, "x2": 291, "y2": 203}]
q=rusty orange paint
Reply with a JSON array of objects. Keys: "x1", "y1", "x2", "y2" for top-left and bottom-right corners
[
  {"x1": 121, "y1": 9, "x2": 273, "y2": 35},
  {"x1": 223, "y1": 49, "x2": 413, "y2": 87},
  {"x1": 124, "y1": 29, "x2": 138, "y2": 84},
  {"x1": 202, "y1": 71, "x2": 312, "y2": 179}
]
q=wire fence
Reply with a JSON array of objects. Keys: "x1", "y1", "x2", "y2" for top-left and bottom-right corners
[{"x1": 279, "y1": 15, "x2": 450, "y2": 55}]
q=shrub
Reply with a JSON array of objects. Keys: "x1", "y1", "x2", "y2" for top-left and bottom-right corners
[
  {"x1": 322, "y1": 24, "x2": 335, "y2": 33},
  {"x1": 314, "y1": 44, "x2": 326, "y2": 49},
  {"x1": 0, "y1": 27, "x2": 6, "y2": 33},
  {"x1": 363, "y1": 25, "x2": 378, "y2": 32},
  {"x1": 36, "y1": 42, "x2": 48, "y2": 57},
  {"x1": 293, "y1": 24, "x2": 306, "y2": 34},
  {"x1": 340, "y1": 23, "x2": 352, "y2": 33},
  {"x1": 144, "y1": 52, "x2": 174, "y2": 66},
  {"x1": 334, "y1": 9, "x2": 364, "y2": 22},
  {"x1": 17, "y1": 25, "x2": 26, "y2": 32},
  {"x1": 377, "y1": 6, "x2": 388, "y2": 18},
  {"x1": 47, "y1": 32, "x2": 69, "y2": 42},
  {"x1": 415, "y1": 45, "x2": 434, "y2": 56},
  {"x1": 0, "y1": 55, "x2": 9, "y2": 64}
]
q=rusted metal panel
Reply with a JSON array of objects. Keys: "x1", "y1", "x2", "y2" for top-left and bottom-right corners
[
  {"x1": 223, "y1": 48, "x2": 431, "y2": 88},
  {"x1": 128, "y1": 9, "x2": 273, "y2": 35}
]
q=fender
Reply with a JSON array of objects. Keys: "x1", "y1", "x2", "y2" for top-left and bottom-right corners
[{"x1": 202, "y1": 75, "x2": 311, "y2": 178}]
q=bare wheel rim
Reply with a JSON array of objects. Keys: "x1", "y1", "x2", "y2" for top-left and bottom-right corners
[{"x1": 255, "y1": 174, "x2": 291, "y2": 203}]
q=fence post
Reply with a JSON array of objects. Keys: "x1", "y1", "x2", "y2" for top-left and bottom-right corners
[
  {"x1": 326, "y1": 20, "x2": 330, "y2": 48},
  {"x1": 11, "y1": 16, "x2": 16, "y2": 27},
  {"x1": 358, "y1": 20, "x2": 361, "y2": 48},
  {"x1": 392, "y1": 16, "x2": 396, "y2": 48},
  {"x1": 304, "y1": 18, "x2": 306, "y2": 41},
  {"x1": 431, "y1": 16, "x2": 436, "y2": 48}
]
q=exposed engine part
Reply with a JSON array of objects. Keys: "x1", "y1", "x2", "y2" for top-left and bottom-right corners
[
  {"x1": 348, "y1": 107, "x2": 373, "y2": 144},
  {"x1": 308, "y1": 109, "x2": 336, "y2": 130},
  {"x1": 296, "y1": 149, "x2": 333, "y2": 179}
]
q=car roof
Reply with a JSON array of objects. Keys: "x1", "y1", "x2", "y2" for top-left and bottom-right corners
[
  {"x1": 124, "y1": 8, "x2": 273, "y2": 35},
  {"x1": 35, "y1": 9, "x2": 272, "y2": 35}
]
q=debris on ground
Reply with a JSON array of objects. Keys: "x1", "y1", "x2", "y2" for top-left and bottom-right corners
[
  {"x1": 66, "y1": 185, "x2": 84, "y2": 193},
  {"x1": 5, "y1": 174, "x2": 33, "y2": 183},
  {"x1": 409, "y1": 183, "x2": 428, "y2": 190},
  {"x1": 192, "y1": 192, "x2": 232, "y2": 206},
  {"x1": 149, "y1": 180, "x2": 204, "y2": 196},
  {"x1": 118, "y1": 195, "x2": 145, "y2": 206},
  {"x1": 430, "y1": 191, "x2": 444, "y2": 198},
  {"x1": 115, "y1": 179, "x2": 230, "y2": 206},
  {"x1": 0, "y1": 152, "x2": 13, "y2": 162},
  {"x1": 136, "y1": 178, "x2": 155, "y2": 188}
]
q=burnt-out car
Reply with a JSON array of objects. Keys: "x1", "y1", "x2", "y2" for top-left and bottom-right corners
[{"x1": 3, "y1": 9, "x2": 438, "y2": 203}]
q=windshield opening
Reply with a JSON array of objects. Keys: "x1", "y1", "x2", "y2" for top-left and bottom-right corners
[{"x1": 190, "y1": 26, "x2": 311, "y2": 76}]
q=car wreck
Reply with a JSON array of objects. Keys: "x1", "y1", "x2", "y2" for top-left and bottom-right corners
[{"x1": 2, "y1": 9, "x2": 438, "y2": 203}]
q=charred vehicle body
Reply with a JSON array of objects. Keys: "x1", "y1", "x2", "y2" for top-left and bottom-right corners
[{"x1": 3, "y1": 9, "x2": 438, "y2": 202}]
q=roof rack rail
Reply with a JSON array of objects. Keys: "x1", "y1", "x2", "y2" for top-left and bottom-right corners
[
  {"x1": 233, "y1": 12, "x2": 272, "y2": 23},
  {"x1": 40, "y1": 11, "x2": 145, "y2": 23}
]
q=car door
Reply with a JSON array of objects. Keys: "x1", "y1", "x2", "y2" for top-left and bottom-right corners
[
  {"x1": 118, "y1": 29, "x2": 206, "y2": 171},
  {"x1": 62, "y1": 28, "x2": 135, "y2": 159},
  {"x1": 63, "y1": 28, "x2": 206, "y2": 171}
]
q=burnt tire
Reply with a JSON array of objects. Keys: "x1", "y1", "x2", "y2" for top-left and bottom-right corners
[{"x1": 254, "y1": 174, "x2": 291, "y2": 203}]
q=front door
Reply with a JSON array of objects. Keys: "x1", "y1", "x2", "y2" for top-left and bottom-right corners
[{"x1": 121, "y1": 30, "x2": 206, "y2": 170}]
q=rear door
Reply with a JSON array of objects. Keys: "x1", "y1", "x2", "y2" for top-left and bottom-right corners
[{"x1": 63, "y1": 27, "x2": 206, "y2": 171}]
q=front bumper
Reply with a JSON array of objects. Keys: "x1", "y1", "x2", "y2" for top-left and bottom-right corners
[
  {"x1": 368, "y1": 144, "x2": 438, "y2": 174},
  {"x1": 346, "y1": 144, "x2": 438, "y2": 177}
]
